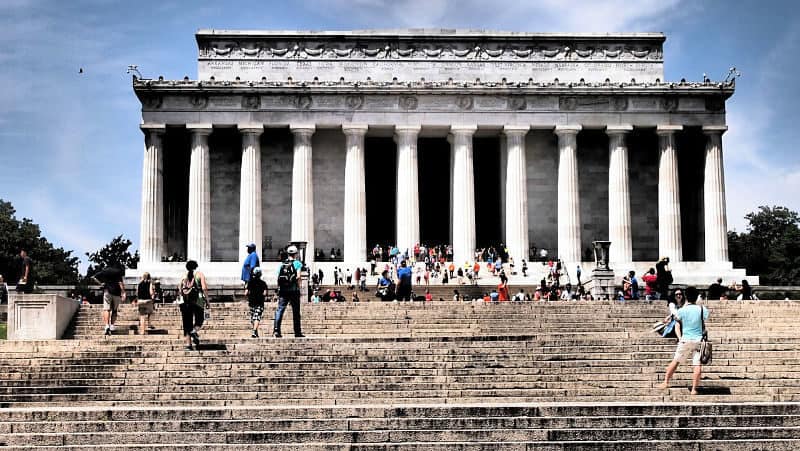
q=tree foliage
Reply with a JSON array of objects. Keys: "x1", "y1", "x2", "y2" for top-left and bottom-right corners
[
  {"x1": 0, "y1": 199, "x2": 80, "y2": 285},
  {"x1": 85, "y1": 235, "x2": 140, "y2": 278},
  {"x1": 729, "y1": 206, "x2": 800, "y2": 285}
]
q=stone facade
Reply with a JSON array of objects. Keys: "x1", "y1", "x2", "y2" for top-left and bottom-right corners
[{"x1": 132, "y1": 29, "x2": 752, "y2": 284}]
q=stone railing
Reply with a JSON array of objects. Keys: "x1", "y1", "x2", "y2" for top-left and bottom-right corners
[{"x1": 7, "y1": 294, "x2": 80, "y2": 340}]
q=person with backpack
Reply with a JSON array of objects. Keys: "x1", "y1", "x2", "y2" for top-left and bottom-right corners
[
  {"x1": 245, "y1": 267, "x2": 268, "y2": 338},
  {"x1": 658, "y1": 286, "x2": 710, "y2": 395},
  {"x1": 136, "y1": 272, "x2": 156, "y2": 335},
  {"x1": 273, "y1": 245, "x2": 304, "y2": 338},
  {"x1": 178, "y1": 260, "x2": 209, "y2": 350}
]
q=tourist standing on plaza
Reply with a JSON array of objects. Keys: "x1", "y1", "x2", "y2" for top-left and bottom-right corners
[
  {"x1": 16, "y1": 249, "x2": 33, "y2": 294},
  {"x1": 179, "y1": 260, "x2": 209, "y2": 350},
  {"x1": 396, "y1": 260, "x2": 413, "y2": 302},
  {"x1": 642, "y1": 268, "x2": 658, "y2": 300},
  {"x1": 241, "y1": 243, "x2": 260, "y2": 285},
  {"x1": 273, "y1": 245, "x2": 304, "y2": 338},
  {"x1": 656, "y1": 257, "x2": 673, "y2": 300},
  {"x1": 136, "y1": 272, "x2": 156, "y2": 335},
  {"x1": 245, "y1": 267, "x2": 267, "y2": 338},
  {"x1": 658, "y1": 287, "x2": 709, "y2": 395},
  {"x1": 707, "y1": 278, "x2": 725, "y2": 300},
  {"x1": 0, "y1": 275, "x2": 8, "y2": 304}
]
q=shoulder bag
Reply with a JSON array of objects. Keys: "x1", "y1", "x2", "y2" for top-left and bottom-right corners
[{"x1": 699, "y1": 305, "x2": 712, "y2": 365}]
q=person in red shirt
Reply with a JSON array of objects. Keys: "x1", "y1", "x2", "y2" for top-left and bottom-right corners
[
  {"x1": 424, "y1": 289, "x2": 432, "y2": 302},
  {"x1": 642, "y1": 268, "x2": 658, "y2": 301},
  {"x1": 483, "y1": 293, "x2": 491, "y2": 302},
  {"x1": 498, "y1": 282, "x2": 510, "y2": 301}
]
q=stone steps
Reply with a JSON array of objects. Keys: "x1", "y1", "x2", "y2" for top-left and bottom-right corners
[
  {"x1": 1, "y1": 404, "x2": 799, "y2": 449},
  {"x1": 4, "y1": 300, "x2": 800, "y2": 447}
]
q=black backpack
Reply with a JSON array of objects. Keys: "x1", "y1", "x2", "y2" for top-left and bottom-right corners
[{"x1": 277, "y1": 260, "x2": 299, "y2": 295}]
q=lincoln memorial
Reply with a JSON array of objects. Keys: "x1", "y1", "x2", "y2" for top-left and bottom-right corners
[{"x1": 132, "y1": 29, "x2": 750, "y2": 284}]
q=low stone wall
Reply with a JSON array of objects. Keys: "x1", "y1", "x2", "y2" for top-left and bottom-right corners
[{"x1": 7, "y1": 294, "x2": 79, "y2": 340}]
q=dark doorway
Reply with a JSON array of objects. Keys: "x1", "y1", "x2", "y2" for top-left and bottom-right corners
[
  {"x1": 365, "y1": 137, "x2": 397, "y2": 249},
  {"x1": 678, "y1": 127, "x2": 706, "y2": 261},
  {"x1": 418, "y1": 138, "x2": 451, "y2": 246},
  {"x1": 162, "y1": 128, "x2": 190, "y2": 260},
  {"x1": 473, "y1": 137, "x2": 502, "y2": 248}
]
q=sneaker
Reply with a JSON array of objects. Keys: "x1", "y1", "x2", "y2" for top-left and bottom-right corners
[
  {"x1": 104, "y1": 327, "x2": 111, "y2": 336},
  {"x1": 251, "y1": 330, "x2": 259, "y2": 338},
  {"x1": 109, "y1": 324, "x2": 116, "y2": 332},
  {"x1": 295, "y1": 333, "x2": 306, "y2": 338},
  {"x1": 190, "y1": 331, "x2": 200, "y2": 346},
  {"x1": 273, "y1": 332, "x2": 282, "y2": 338},
  {"x1": 148, "y1": 325, "x2": 155, "y2": 330},
  {"x1": 185, "y1": 345, "x2": 193, "y2": 351}
]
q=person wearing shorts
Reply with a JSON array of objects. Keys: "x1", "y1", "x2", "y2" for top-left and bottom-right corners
[
  {"x1": 102, "y1": 272, "x2": 125, "y2": 336},
  {"x1": 136, "y1": 272, "x2": 156, "y2": 335},
  {"x1": 246, "y1": 267, "x2": 267, "y2": 338},
  {"x1": 658, "y1": 286, "x2": 709, "y2": 395}
]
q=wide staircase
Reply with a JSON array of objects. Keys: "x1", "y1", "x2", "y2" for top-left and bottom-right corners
[{"x1": 1, "y1": 298, "x2": 800, "y2": 449}]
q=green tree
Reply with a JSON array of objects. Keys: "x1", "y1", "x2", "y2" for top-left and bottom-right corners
[
  {"x1": 85, "y1": 235, "x2": 140, "y2": 277},
  {"x1": 0, "y1": 199, "x2": 80, "y2": 285},
  {"x1": 729, "y1": 206, "x2": 800, "y2": 285}
]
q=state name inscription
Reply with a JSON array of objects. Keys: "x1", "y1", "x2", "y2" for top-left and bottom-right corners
[{"x1": 199, "y1": 60, "x2": 662, "y2": 83}]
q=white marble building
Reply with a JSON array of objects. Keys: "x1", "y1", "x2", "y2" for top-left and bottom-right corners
[{"x1": 132, "y1": 29, "x2": 752, "y2": 285}]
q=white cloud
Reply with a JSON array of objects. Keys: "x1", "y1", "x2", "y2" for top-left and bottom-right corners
[
  {"x1": 304, "y1": 0, "x2": 685, "y2": 31},
  {"x1": 723, "y1": 23, "x2": 800, "y2": 231}
]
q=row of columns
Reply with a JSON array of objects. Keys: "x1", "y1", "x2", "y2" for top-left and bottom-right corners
[{"x1": 139, "y1": 123, "x2": 729, "y2": 266}]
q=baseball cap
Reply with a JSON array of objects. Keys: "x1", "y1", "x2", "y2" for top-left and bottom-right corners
[
  {"x1": 287, "y1": 245, "x2": 298, "y2": 255},
  {"x1": 245, "y1": 243, "x2": 256, "y2": 249}
]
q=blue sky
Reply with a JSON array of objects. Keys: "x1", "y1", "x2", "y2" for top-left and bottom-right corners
[{"x1": 1, "y1": 0, "x2": 798, "y2": 271}]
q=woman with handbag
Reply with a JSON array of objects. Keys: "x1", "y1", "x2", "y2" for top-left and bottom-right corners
[
  {"x1": 178, "y1": 260, "x2": 210, "y2": 351},
  {"x1": 657, "y1": 286, "x2": 710, "y2": 395}
]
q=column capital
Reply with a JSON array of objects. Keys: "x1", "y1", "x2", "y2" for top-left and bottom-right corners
[
  {"x1": 656, "y1": 124, "x2": 683, "y2": 135},
  {"x1": 290, "y1": 124, "x2": 316, "y2": 135},
  {"x1": 449, "y1": 125, "x2": 478, "y2": 136},
  {"x1": 554, "y1": 125, "x2": 582, "y2": 136},
  {"x1": 394, "y1": 125, "x2": 422, "y2": 134},
  {"x1": 238, "y1": 123, "x2": 264, "y2": 135},
  {"x1": 702, "y1": 125, "x2": 728, "y2": 135},
  {"x1": 140, "y1": 123, "x2": 166, "y2": 135},
  {"x1": 606, "y1": 125, "x2": 634, "y2": 135},
  {"x1": 342, "y1": 124, "x2": 369, "y2": 136},
  {"x1": 502, "y1": 125, "x2": 530, "y2": 136},
  {"x1": 187, "y1": 123, "x2": 214, "y2": 135}
]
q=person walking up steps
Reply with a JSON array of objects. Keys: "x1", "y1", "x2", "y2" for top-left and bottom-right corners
[
  {"x1": 273, "y1": 245, "x2": 304, "y2": 338},
  {"x1": 136, "y1": 272, "x2": 156, "y2": 335},
  {"x1": 245, "y1": 267, "x2": 268, "y2": 338},
  {"x1": 658, "y1": 286, "x2": 709, "y2": 395},
  {"x1": 179, "y1": 260, "x2": 210, "y2": 351}
]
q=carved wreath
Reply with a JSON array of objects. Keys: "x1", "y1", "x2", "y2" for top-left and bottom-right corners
[
  {"x1": 297, "y1": 95, "x2": 313, "y2": 110},
  {"x1": 345, "y1": 95, "x2": 364, "y2": 110},
  {"x1": 456, "y1": 95, "x2": 473, "y2": 110},
  {"x1": 508, "y1": 96, "x2": 527, "y2": 110},
  {"x1": 399, "y1": 95, "x2": 418, "y2": 110},
  {"x1": 242, "y1": 95, "x2": 261, "y2": 109},
  {"x1": 190, "y1": 95, "x2": 208, "y2": 109}
]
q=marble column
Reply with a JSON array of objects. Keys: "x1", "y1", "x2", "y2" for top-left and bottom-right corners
[
  {"x1": 238, "y1": 124, "x2": 264, "y2": 262},
  {"x1": 555, "y1": 125, "x2": 582, "y2": 263},
  {"x1": 657, "y1": 125, "x2": 683, "y2": 262},
  {"x1": 394, "y1": 125, "x2": 421, "y2": 257},
  {"x1": 503, "y1": 125, "x2": 530, "y2": 265},
  {"x1": 291, "y1": 124, "x2": 315, "y2": 261},
  {"x1": 703, "y1": 125, "x2": 729, "y2": 262},
  {"x1": 343, "y1": 124, "x2": 368, "y2": 263},
  {"x1": 450, "y1": 125, "x2": 477, "y2": 265},
  {"x1": 139, "y1": 124, "x2": 165, "y2": 264},
  {"x1": 607, "y1": 125, "x2": 634, "y2": 265},
  {"x1": 186, "y1": 123, "x2": 213, "y2": 263}
]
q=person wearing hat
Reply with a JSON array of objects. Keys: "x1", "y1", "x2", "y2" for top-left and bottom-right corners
[
  {"x1": 273, "y1": 245, "x2": 304, "y2": 338},
  {"x1": 241, "y1": 242, "x2": 261, "y2": 285},
  {"x1": 245, "y1": 267, "x2": 268, "y2": 338}
]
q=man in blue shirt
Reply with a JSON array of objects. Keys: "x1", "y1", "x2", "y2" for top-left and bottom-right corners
[
  {"x1": 658, "y1": 286, "x2": 709, "y2": 395},
  {"x1": 241, "y1": 243, "x2": 260, "y2": 284},
  {"x1": 396, "y1": 260, "x2": 412, "y2": 302}
]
